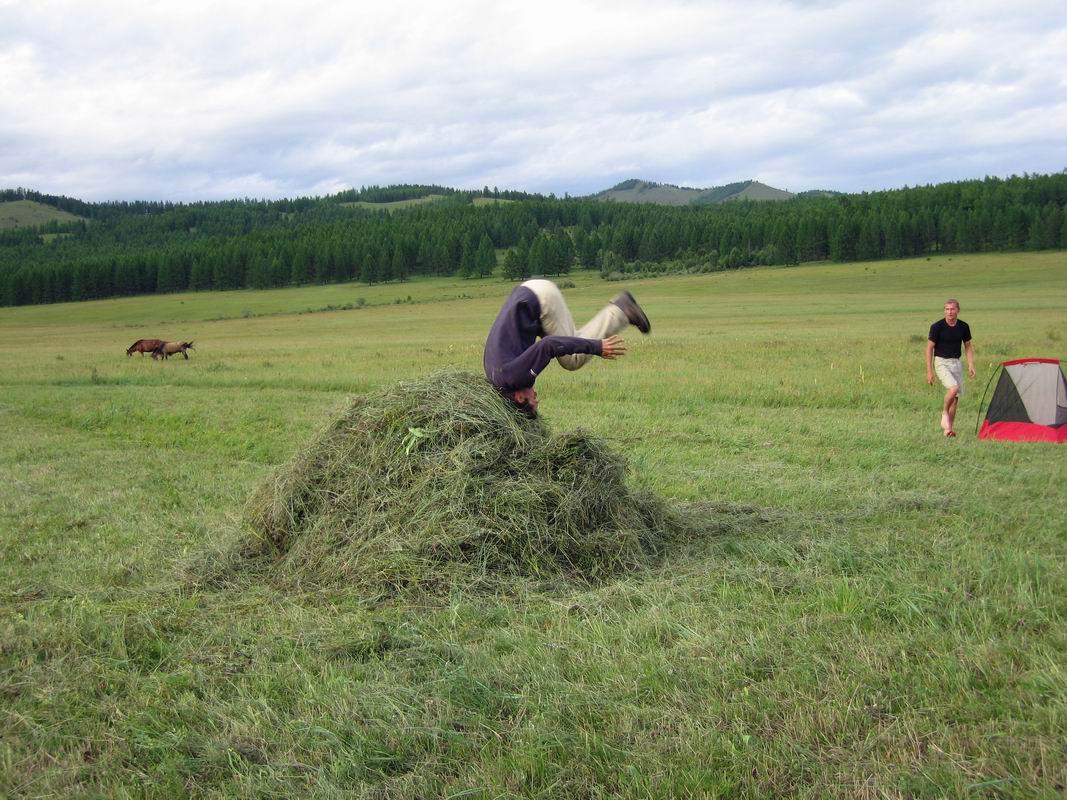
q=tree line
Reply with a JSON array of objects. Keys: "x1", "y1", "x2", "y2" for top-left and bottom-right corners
[{"x1": 1, "y1": 172, "x2": 1065, "y2": 307}]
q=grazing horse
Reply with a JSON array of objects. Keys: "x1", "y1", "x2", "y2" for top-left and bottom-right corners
[
  {"x1": 153, "y1": 341, "x2": 195, "y2": 360},
  {"x1": 127, "y1": 338, "x2": 165, "y2": 357}
]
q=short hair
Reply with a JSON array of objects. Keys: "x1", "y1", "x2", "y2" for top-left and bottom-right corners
[
  {"x1": 511, "y1": 397, "x2": 537, "y2": 418},
  {"x1": 945, "y1": 299, "x2": 960, "y2": 309},
  {"x1": 494, "y1": 385, "x2": 538, "y2": 418}
]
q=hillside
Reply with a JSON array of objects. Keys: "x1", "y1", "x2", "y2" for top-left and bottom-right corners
[
  {"x1": 0, "y1": 199, "x2": 85, "y2": 230},
  {"x1": 796, "y1": 189, "x2": 844, "y2": 199},
  {"x1": 340, "y1": 194, "x2": 448, "y2": 212},
  {"x1": 593, "y1": 179, "x2": 705, "y2": 205},
  {"x1": 3, "y1": 172, "x2": 1065, "y2": 308},
  {"x1": 725, "y1": 181, "x2": 794, "y2": 202},
  {"x1": 592, "y1": 178, "x2": 795, "y2": 205}
]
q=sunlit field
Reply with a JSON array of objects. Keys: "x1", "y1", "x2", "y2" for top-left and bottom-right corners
[{"x1": 2, "y1": 252, "x2": 1065, "y2": 798}]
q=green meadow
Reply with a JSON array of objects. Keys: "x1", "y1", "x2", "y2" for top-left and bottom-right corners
[
  {"x1": 340, "y1": 195, "x2": 510, "y2": 212},
  {"x1": 0, "y1": 199, "x2": 84, "y2": 230},
  {"x1": 1, "y1": 252, "x2": 1065, "y2": 798},
  {"x1": 341, "y1": 195, "x2": 448, "y2": 211}
]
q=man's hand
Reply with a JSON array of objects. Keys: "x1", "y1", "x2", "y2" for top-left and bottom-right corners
[
  {"x1": 600, "y1": 335, "x2": 626, "y2": 359},
  {"x1": 927, "y1": 371, "x2": 934, "y2": 385},
  {"x1": 968, "y1": 365, "x2": 976, "y2": 379}
]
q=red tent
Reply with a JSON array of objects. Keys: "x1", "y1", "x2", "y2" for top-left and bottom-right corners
[{"x1": 977, "y1": 358, "x2": 1067, "y2": 443}]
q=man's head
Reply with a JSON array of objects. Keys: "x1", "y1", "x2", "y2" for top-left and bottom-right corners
[
  {"x1": 510, "y1": 386, "x2": 539, "y2": 417},
  {"x1": 944, "y1": 299, "x2": 960, "y2": 324}
]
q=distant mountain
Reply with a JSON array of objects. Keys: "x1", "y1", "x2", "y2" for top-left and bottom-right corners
[{"x1": 591, "y1": 178, "x2": 796, "y2": 205}]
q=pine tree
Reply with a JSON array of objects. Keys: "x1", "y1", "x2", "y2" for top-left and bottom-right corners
[
  {"x1": 528, "y1": 233, "x2": 552, "y2": 277},
  {"x1": 503, "y1": 238, "x2": 531, "y2": 281},
  {"x1": 458, "y1": 232, "x2": 478, "y2": 278},
  {"x1": 552, "y1": 229, "x2": 574, "y2": 275},
  {"x1": 476, "y1": 234, "x2": 496, "y2": 277}
]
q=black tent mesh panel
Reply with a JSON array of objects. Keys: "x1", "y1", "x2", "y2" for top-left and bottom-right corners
[{"x1": 987, "y1": 369, "x2": 1030, "y2": 423}]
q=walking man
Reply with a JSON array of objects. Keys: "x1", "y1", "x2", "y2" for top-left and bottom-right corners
[
  {"x1": 925, "y1": 298, "x2": 975, "y2": 437},
  {"x1": 484, "y1": 279, "x2": 651, "y2": 416}
]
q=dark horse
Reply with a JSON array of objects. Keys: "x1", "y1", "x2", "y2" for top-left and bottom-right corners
[
  {"x1": 153, "y1": 341, "x2": 195, "y2": 360},
  {"x1": 127, "y1": 338, "x2": 165, "y2": 357}
]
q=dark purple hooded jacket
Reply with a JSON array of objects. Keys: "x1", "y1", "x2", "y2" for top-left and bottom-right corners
[{"x1": 483, "y1": 285, "x2": 603, "y2": 391}]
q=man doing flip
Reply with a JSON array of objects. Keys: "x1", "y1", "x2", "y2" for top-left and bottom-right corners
[
  {"x1": 925, "y1": 298, "x2": 975, "y2": 437},
  {"x1": 484, "y1": 280, "x2": 651, "y2": 416}
]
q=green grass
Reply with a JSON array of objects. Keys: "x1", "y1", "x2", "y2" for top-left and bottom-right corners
[
  {"x1": 335, "y1": 195, "x2": 511, "y2": 213},
  {"x1": 0, "y1": 199, "x2": 85, "y2": 230},
  {"x1": 1, "y1": 252, "x2": 1065, "y2": 798},
  {"x1": 340, "y1": 195, "x2": 448, "y2": 212}
]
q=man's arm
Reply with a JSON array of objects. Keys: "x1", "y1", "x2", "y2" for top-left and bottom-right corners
[
  {"x1": 925, "y1": 340, "x2": 936, "y2": 384},
  {"x1": 964, "y1": 340, "x2": 975, "y2": 378},
  {"x1": 489, "y1": 335, "x2": 604, "y2": 390}
]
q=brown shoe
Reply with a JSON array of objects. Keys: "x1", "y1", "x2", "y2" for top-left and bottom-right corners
[{"x1": 612, "y1": 290, "x2": 651, "y2": 334}]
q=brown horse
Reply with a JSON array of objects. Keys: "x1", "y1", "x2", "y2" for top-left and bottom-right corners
[
  {"x1": 127, "y1": 338, "x2": 165, "y2": 357},
  {"x1": 153, "y1": 341, "x2": 195, "y2": 360}
]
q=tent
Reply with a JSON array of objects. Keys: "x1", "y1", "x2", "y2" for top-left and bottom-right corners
[{"x1": 977, "y1": 358, "x2": 1067, "y2": 442}]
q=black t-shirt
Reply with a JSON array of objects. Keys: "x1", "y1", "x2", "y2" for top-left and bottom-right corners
[{"x1": 928, "y1": 318, "x2": 971, "y2": 359}]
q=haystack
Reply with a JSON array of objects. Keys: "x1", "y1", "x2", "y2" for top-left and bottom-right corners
[{"x1": 241, "y1": 370, "x2": 690, "y2": 592}]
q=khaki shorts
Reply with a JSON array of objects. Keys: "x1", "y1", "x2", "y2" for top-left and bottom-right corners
[
  {"x1": 521, "y1": 279, "x2": 627, "y2": 372},
  {"x1": 934, "y1": 357, "x2": 963, "y2": 395}
]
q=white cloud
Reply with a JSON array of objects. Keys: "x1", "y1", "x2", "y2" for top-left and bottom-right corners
[{"x1": 1, "y1": 0, "x2": 1065, "y2": 199}]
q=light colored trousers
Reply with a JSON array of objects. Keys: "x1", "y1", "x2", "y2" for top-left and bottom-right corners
[
  {"x1": 523, "y1": 279, "x2": 628, "y2": 370},
  {"x1": 934, "y1": 356, "x2": 964, "y2": 395}
]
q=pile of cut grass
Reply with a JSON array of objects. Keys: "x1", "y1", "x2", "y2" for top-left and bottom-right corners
[{"x1": 240, "y1": 370, "x2": 693, "y2": 593}]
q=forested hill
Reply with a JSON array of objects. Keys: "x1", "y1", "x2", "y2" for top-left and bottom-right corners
[
  {"x1": 592, "y1": 179, "x2": 795, "y2": 205},
  {"x1": 1, "y1": 173, "x2": 1066, "y2": 307}
]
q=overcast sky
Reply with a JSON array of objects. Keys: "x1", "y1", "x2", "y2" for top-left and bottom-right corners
[{"x1": 2, "y1": 0, "x2": 1065, "y2": 202}]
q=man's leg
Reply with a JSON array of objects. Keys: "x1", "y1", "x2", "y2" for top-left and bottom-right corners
[
  {"x1": 942, "y1": 386, "x2": 959, "y2": 434},
  {"x1": 934, "y1": 357, "x2": 963, "y2": 436},
  {"x1": 523, "y1": 280, "x2": 628, "y2": 371}
]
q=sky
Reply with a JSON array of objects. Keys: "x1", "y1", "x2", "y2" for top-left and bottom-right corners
[{"x1": 2, "y1": 0, "x2": 1066, "y2": 202}]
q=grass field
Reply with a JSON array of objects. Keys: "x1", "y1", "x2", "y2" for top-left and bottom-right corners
[
  {"x1": 0, "y1": 200, "x2": 85, "y2": 230},
  {"x1": 1, "y1": 252, "x2": 1065, "y2": 798},
  {"x1": 338, "y1": 196, "x2": 511, "y2": 212},
  {"x1": 340, "y1": 196, "x2": 448, "y2": 211}
]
